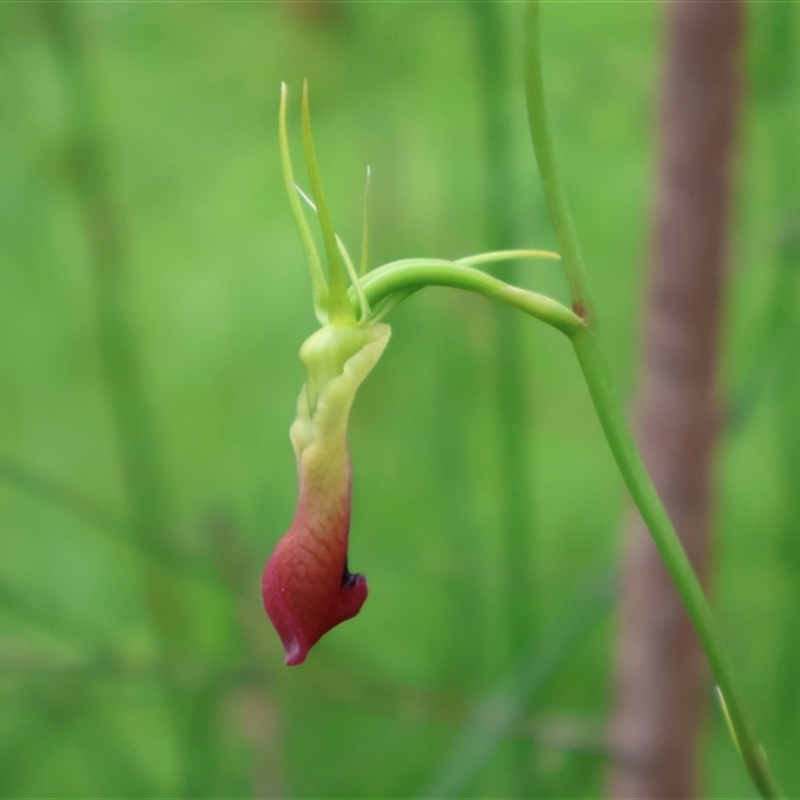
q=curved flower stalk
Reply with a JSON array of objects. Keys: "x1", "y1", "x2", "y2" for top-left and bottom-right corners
[{"x1": 263, "y1": 81, "x2": 566, "y2": 665}]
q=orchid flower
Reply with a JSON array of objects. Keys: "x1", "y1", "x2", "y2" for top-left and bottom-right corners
[
  {"x1": 262, "y1": 82, "x2": 391, "y2": 665},
  {"x1": 264, "y1": 81, "x2": 564, "y2": 665}
]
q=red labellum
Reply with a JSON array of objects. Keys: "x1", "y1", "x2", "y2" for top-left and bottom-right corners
[
  {"x1": 262, "y1": 323, "x2": 390, "y2": 666},
  {"x1": 262, "y1": 463, "x2": 367, "y2": 666}
]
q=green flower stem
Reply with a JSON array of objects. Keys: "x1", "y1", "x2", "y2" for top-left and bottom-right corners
[
  {"x1": 523, "y1": 2, "x2": 592, "y2": 322},
  {"x1": 359, "y1": 259, "x2": 582, "y2": 337},
  {"x1": 359, "y1": 255, "x2": 781, "y2": 798},
  {"x1": 43, "y1": 4, "x2": 186, "y2": 643},
  {"x1": 472, "y1": 5, "x2": 538, "y2": 722},
  {"x1": 573, "y1": 328, "x2": 780, "y2": 799},
  {"x1": 524, "y1": 2, "x2": 782, "y2": 797}
]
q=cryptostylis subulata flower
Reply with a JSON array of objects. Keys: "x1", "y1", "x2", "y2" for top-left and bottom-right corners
[
  {"x1": 265, "y1": 80, "x2": 566, "y2": 665},
  {"x1": 262, "y1": 82, "x2": 392, "y2": 665}
]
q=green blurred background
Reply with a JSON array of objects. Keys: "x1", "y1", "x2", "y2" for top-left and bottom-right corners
[{"x1": 0, "y1": 1, "x2": 798, "y2": 797}]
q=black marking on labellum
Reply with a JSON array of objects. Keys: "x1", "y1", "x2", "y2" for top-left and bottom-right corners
[{"x1": 341, "y1": 559, "x2": 359, "y2": 589}]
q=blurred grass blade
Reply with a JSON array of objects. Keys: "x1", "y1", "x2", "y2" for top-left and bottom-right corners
[
  {"x1": 279, "y1": 82, "x2": 328, "y2": 323},
  {"x1": 0, "y1": 577, "x2": 108, "y2": 649},
  {"x1": 0, "y1": 454, "x2": 121, "y2": 532},
  {"x1": 417, "y1": 571, "x2": 615, "y2": 799},
  {"x1": 301, "y1": 79, "x2": 354, "y2": 324},
  {"x1": 0, "y1": 456, "x2": 219, "y2": 585},
  {"x1": 43, "y1": 4, "x2": 184, "y2": 606}
]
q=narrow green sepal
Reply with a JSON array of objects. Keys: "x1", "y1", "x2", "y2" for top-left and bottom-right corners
[
  {"x1": 301, "y1": 80, "x2": 355, "y2": 325},
  {"x1": 279, "y1": 83, "x2": 328, "y2": 324},
  {"x1": 294, "y1": 182, "x2": 371, "y2": 324},
  {"x1": 457, "y1": 249, "x2": 560, "y2": 269}
]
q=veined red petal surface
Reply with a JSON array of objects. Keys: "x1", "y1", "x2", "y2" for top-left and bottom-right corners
[
  {"x1": 262, "y1": 323, "x2": 390, "y2": 665},
  {"x1": 262, "y1": 463, "x2": 367, "y2": 665}
]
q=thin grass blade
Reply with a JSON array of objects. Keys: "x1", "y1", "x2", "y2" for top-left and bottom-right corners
[{"x1": 417, "y1": 571, "x2": 615, "y2": 799}]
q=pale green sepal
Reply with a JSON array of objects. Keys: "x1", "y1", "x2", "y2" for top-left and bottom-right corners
[
  {"x1": 279, "y1": 83, "x2": 328, "y2": 324},
  {"x1": 301, "y1": 81, "x2": 354, "y2": 325},
  {"x1": 291, "y1": 323, "x2": 391, "y2": 489},
  {"x1": 336, "y1": 236, "x2": 371, "y2": 323},
  {"x1": 293, "y1": 183, "x2": 371, "y2": 324},
  {"x1": 457, "y1": 249, "x2": 560, "y2": 268}
]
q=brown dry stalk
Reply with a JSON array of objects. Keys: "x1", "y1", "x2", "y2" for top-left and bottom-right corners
[{"x1": 609, "y1": 2, "x2": 744, "y2": 798}]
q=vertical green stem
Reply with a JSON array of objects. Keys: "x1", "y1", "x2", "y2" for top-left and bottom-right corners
[
  {"x1": 472, "y1": 0, "x2": 536, "y2": 666},
  {"x1": 43, "y1": 6, "x2": 206, "y2": 796},
  {"x1": 473, "y1": 1, "x2": 536, "y2": 793},
  {"x1": 573, "y1": 328, "x2": 779, "y2": 799},
  {"x1": 524, "y1": 2, "x2": 782, "y2": 796},
  {"x1": 760, "y1": 2, "x2": 800, "y2": 774},
  {"x1": 433, "y1": 313, "x2": 485, "y2": 689},
  {"x1": 774, "y1": 300, "x2": 800, "y2": 767},
  {"x1": 43, "y1": 3, "x2": 182, "y2": 644},
  {"x1": 523, "y1": 2, "x2": 592, "y2": 322}
]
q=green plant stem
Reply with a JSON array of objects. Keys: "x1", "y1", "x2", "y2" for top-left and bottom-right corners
[
  {"x1": 572, "y1": 329, "x2": 779, "y2": 799},
  {"x1": 523, "y1": 2, "x2": 591, "y2": 322},
  {"x1": 44, "y1": 0, "x2": 189, "y2": 682},
  {"x1": 0, "y1": 455, "x2": 122, "y2": 534},
  {"x1": 418, "y1": 568, "x2": 615, "y2": 800},
  {"x1": 43, "y1": 5, "x2": 185, "y2": 638},
  {"x1": 472, "y1": 0, "x2": 537, "y2": 675},
  {"x1": 0, "y1": 455, "x2": 220, "y2": 585},
  {"x1": 43, "y1": 8, "x2": 209, "y2": 796},
  {"x1": 360, "y1": 259, "x2": 581, "y2": 336},
  {"x1": 473, "y1": 5, "x2": 536, "y2": 791},
  {"x1": 523, "y1": 2, "x2": 782, "y2": 796},
  {"x1": 760, "y1": 1, "x2": 800, "y2": 768}
]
